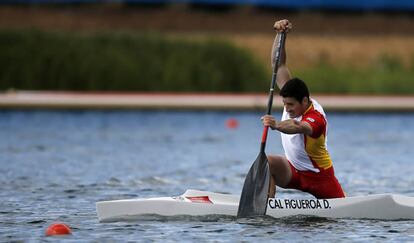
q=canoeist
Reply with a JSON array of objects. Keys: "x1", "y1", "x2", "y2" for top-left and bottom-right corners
[{"x1": 261, "y1": 19, "x2": 345, "y2": 199}]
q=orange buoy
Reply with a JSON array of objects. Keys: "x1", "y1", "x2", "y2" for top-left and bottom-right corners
[
  {"x1": 226, "y1": 118, "x2": 239, "y2": 129},
  {"x1": 45, "y1": 223, "x2": 72, "y2": 236}
]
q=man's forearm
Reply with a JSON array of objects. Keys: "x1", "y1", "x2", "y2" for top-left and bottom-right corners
[
  {"x1": 275, "y1": 119, "x2": 304, "y2": 134},
  {"x1": 271, "y1": 33, "x2": 287, "y2": 69},
  {"x1": 272, "y1": 20, "x2": 292, "y2": 89}
]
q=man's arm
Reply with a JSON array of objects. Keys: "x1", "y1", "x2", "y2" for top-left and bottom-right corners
[
  {"x1": 274, "y1": 119, "x2": 313, "y2": 135},
  {"x1": 272, "y1": 19, "x2": 292, "y2": 90},
  {"x1": 262, "y1": 115, "x2": 313, "y2": 135}
]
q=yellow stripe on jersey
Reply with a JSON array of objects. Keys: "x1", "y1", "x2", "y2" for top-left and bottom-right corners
[{"x1": 305, "y1": 134, "x2": 332, "y2": 170}]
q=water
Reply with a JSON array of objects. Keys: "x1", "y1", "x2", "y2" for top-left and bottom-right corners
[{"x1": 1, "y1": 110, "x2": 414, "y2": 241}]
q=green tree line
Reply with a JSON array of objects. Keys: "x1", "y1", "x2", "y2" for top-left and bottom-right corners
[
  {"x1": 1, "y1": 29, "x2": 413, "y2": 94},
  {"x1": 0, "y1": 29, "x2": 268, "y2": 92}
]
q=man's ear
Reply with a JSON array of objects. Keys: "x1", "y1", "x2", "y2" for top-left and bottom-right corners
[{"x1": 302, "y1": 97, "x2": 309, "y2": 105}]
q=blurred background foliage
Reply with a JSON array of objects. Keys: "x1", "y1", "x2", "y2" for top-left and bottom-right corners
[
  {"x1": 0, "y1": 1, "x2": 413, "y2": 94},
  {"x1": 0, "y1": 29, "x2": 268, "y2": 92}
]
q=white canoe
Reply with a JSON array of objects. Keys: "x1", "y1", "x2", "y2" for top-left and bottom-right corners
[{"x1": 96, "y1": 189, "x2": 414, "y2": 222}]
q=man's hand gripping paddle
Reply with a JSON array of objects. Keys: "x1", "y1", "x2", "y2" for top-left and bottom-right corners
[{"x1": 237, "y1": 32, "x2": 286, "y2": 218}]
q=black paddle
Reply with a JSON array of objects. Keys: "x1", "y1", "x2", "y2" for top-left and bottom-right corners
[{"x1": 237, "y1": 32, "x2": 286, "y2": 218}]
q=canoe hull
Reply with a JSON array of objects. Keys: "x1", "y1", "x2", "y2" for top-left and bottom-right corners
[{"x1": 96, "y1": 189, "x2": 414, "y2": 222}]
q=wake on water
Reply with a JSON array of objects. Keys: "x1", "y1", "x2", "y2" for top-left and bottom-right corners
[{"x1": 100, "y1": 213, "x2": 338, "y2": 226}]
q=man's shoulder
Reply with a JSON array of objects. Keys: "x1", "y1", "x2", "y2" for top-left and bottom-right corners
[
  {"x1": 308, "y1": 108, "x2": 324, "y2": 118},
  {"x1": 310, "y1": 98, "x2": 327, "y2": 117},
  {"x1": 303, "y1": 107, "x2": 326, "y2": 127}
]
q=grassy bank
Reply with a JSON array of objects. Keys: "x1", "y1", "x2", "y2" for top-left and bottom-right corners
[
  {"x1": 0, "y1": 29, "x2": 268, "y2": 92},
  {"x1": 0, "y1": 29, "x2": 413, "y2": 94},
  {"x1": 297, "y1": 55, "x2": 414, "y2": 94}
]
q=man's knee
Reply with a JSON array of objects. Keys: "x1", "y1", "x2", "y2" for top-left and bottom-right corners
[
  {"x1": 267, "y1": 155, "x2": 292, "y2": 187},
  {"x1": 268, "y1": 155, "x2": 287, "y2": 170}
]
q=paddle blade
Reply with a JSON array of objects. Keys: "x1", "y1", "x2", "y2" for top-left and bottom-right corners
[{"x1": 237, "y1": 151, "x2": 270, "y2": 218}]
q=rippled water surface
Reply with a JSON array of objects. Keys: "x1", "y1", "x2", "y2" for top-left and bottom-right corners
[{"x1": 1, "y1": 110, "x2": 414, "y2": 241}]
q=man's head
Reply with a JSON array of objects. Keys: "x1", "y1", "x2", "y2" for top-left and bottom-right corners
[{"x1": 279, "y1": 78, "x2": 311, "y2": 118}]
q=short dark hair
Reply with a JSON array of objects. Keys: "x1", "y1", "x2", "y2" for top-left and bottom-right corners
[{"x1": 279, "y1": 78, "x2": 310, "y2": 103}]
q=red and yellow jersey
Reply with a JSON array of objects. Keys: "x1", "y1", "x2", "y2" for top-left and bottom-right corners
[{"x1": 281, "y1": 98, "x2": 333, "y2": 172}]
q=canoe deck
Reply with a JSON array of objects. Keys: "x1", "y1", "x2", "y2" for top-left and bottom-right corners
[{"x1": 96, "y1": 189, "x2": 414, "y2": 222}]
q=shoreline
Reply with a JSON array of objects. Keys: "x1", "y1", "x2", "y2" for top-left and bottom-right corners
[{"x1": 1, "y1": 91, "x2": 414, "y2": 112}]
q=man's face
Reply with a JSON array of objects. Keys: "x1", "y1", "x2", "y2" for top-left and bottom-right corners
[{"x1": 282, "y1": 97, "x2": 308, "y2": 118}]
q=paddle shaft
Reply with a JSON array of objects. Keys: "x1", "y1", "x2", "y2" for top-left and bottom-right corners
[
  {"x1": 237, "y1": 32, "x2": 286, "y2": 218},
  {"x1": 260, "y1": 32, "x2": 286, "y2": 153}
]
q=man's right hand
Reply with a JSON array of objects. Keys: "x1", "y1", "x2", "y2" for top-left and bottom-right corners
[
  {"x1": 261, "y1": 115, "x2": 278, "y2": 130},
  {"x1": 273, "y1": 19, "x2": 292, "y2": 33}
]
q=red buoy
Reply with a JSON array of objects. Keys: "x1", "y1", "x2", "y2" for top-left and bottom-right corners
[
  {"x1": 226, "y1": 118, "x2": 239, "y2": 129},
  {"x1": 45, "y1": 223, "x2": 72, "y2": 236}
]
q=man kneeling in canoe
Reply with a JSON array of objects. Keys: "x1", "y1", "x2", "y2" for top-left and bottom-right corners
[{"x1": 262, "y1": 19, "x2": 345, "y2": 199}]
